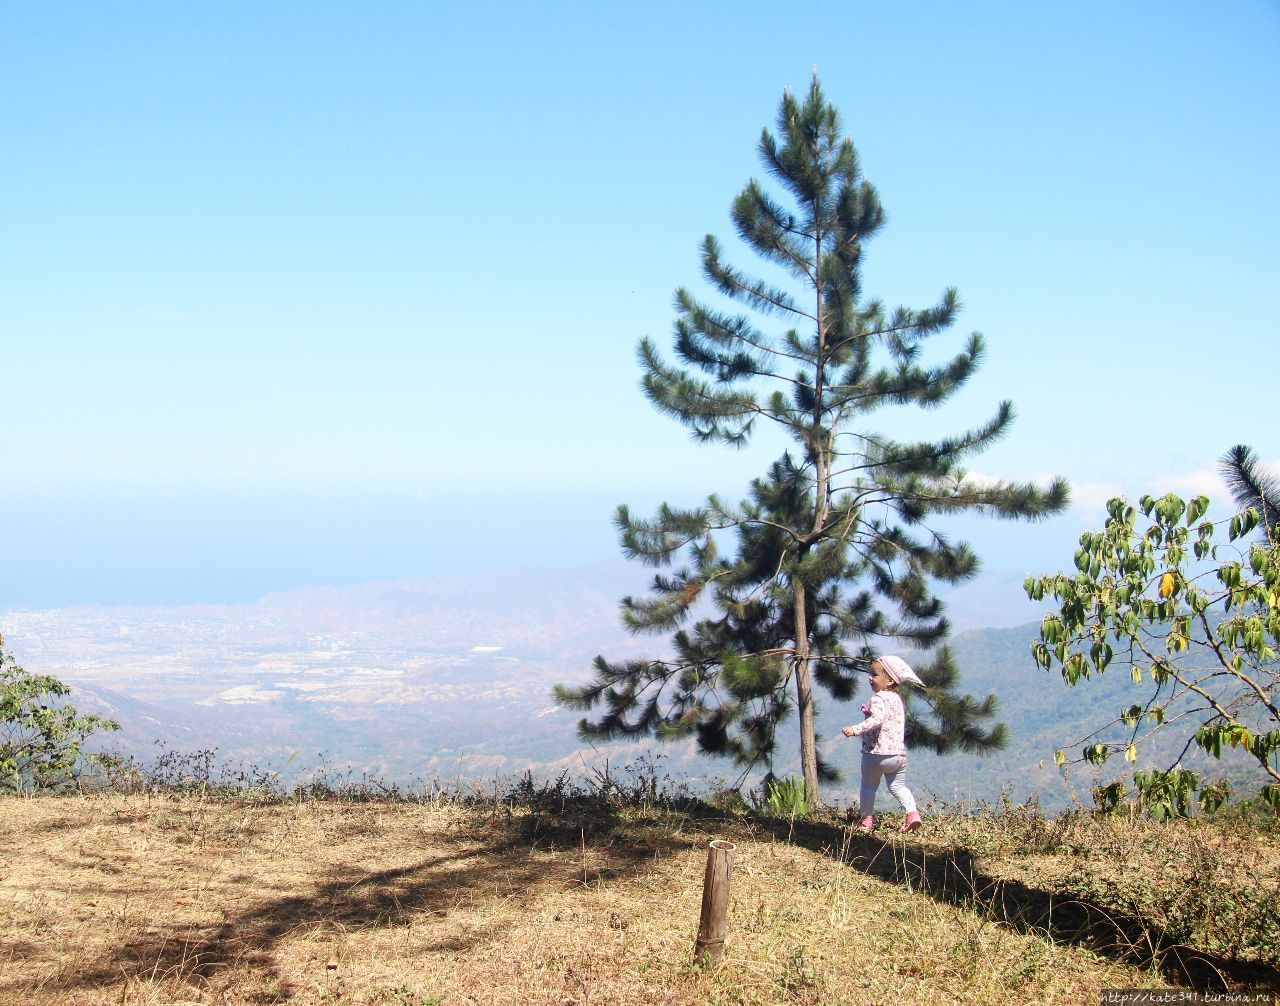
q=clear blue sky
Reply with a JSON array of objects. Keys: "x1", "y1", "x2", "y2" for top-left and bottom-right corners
[{"x1": 3, "y1": 1, "x2": 1277, "y2": 607}]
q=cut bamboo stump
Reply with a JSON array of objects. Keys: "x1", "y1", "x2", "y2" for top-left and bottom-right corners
[{"x1": 694, "y1": 839, "x2": 737, "y2": 965}]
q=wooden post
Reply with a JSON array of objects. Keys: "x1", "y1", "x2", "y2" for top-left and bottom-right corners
[{"x1": 694, "y1": 839, "x2": 736, "y2": 965}]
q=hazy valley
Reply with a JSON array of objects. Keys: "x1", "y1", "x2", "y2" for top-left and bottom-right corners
[{"x1": 1, "y1": 561, "x2": 1253, "y2": 810}]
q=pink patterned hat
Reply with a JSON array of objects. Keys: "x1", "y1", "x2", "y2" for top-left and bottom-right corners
[{"x1": 877, "y1": 655, "x2": 925, "y2": 688}]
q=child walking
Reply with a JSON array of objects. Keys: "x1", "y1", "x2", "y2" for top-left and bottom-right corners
[{"x1": 841, "y1": 655, "x2": 924, "y2": 833}]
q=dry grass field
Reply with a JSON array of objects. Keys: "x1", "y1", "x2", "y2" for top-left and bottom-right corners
[{"x1": 1, "y1": 790, "x2": 1276, "y2": 1005}]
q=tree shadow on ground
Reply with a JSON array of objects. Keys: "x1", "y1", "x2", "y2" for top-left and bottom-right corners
[
  {"x1": 764, "y1": 817, "x2": 1279, "y2": 993},
  {"x1": 54, "y1": 806, "x2": 697, "y2": 1003}
]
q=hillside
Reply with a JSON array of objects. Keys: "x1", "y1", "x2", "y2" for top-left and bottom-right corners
[{"x1": 1, "y1": 791, "x2": 1276, "y2": 1005}]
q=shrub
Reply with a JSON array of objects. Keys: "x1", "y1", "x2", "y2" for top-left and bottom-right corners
[{"x1": 0, "y1": 633, "x2": 118, "y2": 792}]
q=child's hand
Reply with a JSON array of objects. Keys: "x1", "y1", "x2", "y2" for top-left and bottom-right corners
[{"x1": 841, "y1": 726, "x2": 856, "y2": 737}]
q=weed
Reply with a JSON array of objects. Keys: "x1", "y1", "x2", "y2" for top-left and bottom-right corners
[
  {"x1": 371, "y1": 983, "x2": 443, "y2": 1006},
  {"x1": 762, "y1": 777, "x2": 810, "y2": 819},
  {"x1": 774, "y1": 945, "x2": 821, "y2": 999}
]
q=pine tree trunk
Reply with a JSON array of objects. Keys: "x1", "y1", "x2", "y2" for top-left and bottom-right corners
[
  {"x1": 795, "y1": 195, "x2": 825, "y2": 809},
  {"x1": 792, "y1": 582, "x2": 820, "y2": 806}
]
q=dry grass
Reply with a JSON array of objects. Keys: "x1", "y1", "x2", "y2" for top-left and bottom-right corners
[{"x1": 0, "y1": 793, "x2": 1275, "y2": 1005}]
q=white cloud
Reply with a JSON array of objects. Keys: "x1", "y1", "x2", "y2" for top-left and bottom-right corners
[
  {"x1": 963, "y1": 470, "x2": 1061, "y2": 491},
  {"x1": 1066, "y1": 481, "x2": 1124, "y2": 520},
  {"x1": 958, "y1": 470, "x2": 1007, "y2": 490},
  {"x1": 1063, "y1": 458, "x2": 1280, "y2": 525},
  {"x1": 968, "y1": 458, "x2": 1280, "y2": 525},
  {"x1": 1162, "y1": 466, "x2": 1229, "y2": 502}
]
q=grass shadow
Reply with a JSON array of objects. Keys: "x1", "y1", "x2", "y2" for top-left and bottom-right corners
[
  {"x1": 764, "y1": 816, "x2": 1280, "y2": 993},
  {"x1": 54, "y1": 804, "x2": 699, "y2": 1001}
]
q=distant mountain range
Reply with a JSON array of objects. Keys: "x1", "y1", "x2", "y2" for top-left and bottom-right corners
[{"x1": 3, "y1": 562, "x2": 1262, "y2": 810}]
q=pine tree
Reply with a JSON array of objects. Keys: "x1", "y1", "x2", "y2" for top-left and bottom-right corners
[{"x1": 555, "y1": 75, "x2": 1069, "y2": 805}]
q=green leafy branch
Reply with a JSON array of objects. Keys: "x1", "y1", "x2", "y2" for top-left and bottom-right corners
[
  {"x1": 1026, "y1": 494, "x2": 1280, "y2": 817},
  {"x1": 1, "y1": 633, "x2": 119, "y2": 792}
]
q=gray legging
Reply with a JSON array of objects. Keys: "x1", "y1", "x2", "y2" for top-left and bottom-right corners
[{"x1": 859, "y1": 752, "x2": 918, "y2": 818}]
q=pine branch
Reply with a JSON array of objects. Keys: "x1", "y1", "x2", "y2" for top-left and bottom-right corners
[
  {"x1": 674, "y1": 288, "x2": 813, "y2": 368},
  {"x1": 1219, "y1": 444, "x2": 1280, "y2": 538},
  {"x1": 726, "y1": 186, "x2": 818, "y2": 284}
]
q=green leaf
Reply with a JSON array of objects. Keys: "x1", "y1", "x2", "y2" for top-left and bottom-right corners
[
  {"x1": 1092, "y1": 781, "x2": 1125, "y2": 813},
  {"x1": 1248, "y1": 730, "x2": 1280, "y2": 761},
  {"x1": 1198, "y1": 779, "x2": 1229, "y2": 814},
  {"x1": 1195, "y1": 724, "x2": 1224, "y2": 758}
]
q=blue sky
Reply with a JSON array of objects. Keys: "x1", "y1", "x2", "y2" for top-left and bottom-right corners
[{"x1": 2, "y1": 2, "x2": 1278, "y2": 608}]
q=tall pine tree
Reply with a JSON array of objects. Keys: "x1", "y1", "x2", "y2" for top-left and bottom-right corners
[{"x1": 556, "y1": 75, "x2": 1069, "y2": 804}]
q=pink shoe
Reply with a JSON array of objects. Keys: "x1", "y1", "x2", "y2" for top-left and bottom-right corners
[
  {"x1": 901, "y1": 811, "x2": 922, "y2": 832},
  {"x1": 859, "y1": 816, "x2": 875, "y2": 832}
]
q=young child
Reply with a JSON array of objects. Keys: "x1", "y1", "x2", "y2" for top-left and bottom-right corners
[{"x1": 841, "y1": 655, "x2": 924, "y2": 833}]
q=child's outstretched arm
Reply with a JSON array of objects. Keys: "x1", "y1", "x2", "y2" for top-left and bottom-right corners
[{"x1": 841, "y1": 694, "x2": 888, "y2": 738}]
